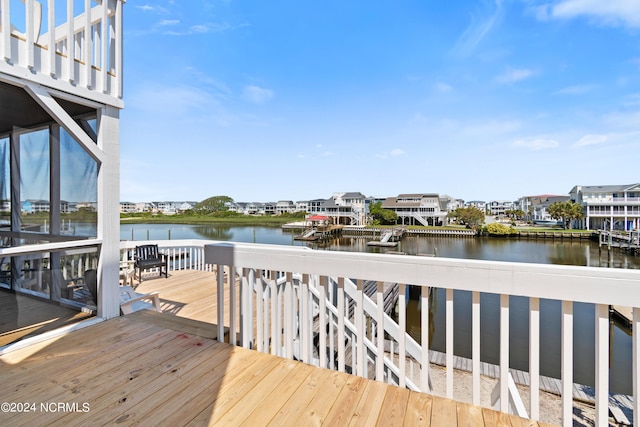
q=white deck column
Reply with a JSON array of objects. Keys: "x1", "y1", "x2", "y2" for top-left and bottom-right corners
[{"x1": 96, "y1": 105, "x2": 120, "y2": 319}]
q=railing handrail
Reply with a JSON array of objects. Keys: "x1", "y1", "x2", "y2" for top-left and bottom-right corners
[{"x1": 199, "y1": 239, "x2": 640, "y2": 307}]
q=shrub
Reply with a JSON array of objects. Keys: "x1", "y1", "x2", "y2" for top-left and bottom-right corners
[{"x1": 485, "y1": 223, "x2": 518, "y2": 236}]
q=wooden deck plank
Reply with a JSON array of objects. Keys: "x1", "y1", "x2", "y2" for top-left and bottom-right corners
[
  {"x1": 457, "y1": 401, "x2": 485, "y2": 427},
  {"x1": 5, "y1": 325, "x2": 176, "y2": 404},
  {"x1": 211, "y1": 358, "x2": 306, "y2": 426},
  {"x1": 238, "y1": 362, "x2": 316, "y2": 426},
  {"x1": 49, "y1": 331, "x2": 223, "y2": 426},
  {"x1": 404, "y1": 390, "x2": 433, "y2": 426},
  {"x1": 68, "y1": 338, "x2": 228, "y2": 427},
  {"x1": 376, "y1": 382, "x2": 410, "y2": 427},
  {"x1": 322, "y1": 375, "x2": 368, "y2": 426},
  {"x1": 348, "y1": 378, "x2": 388, "y2": 426},
  {"x1": 264, "y1": 367, "x2": 346, "y2": 426},
  {"x1": 431, "y1": 395, "x2": 458, "y2": 426},
  {"x1": 139, "y1": 345, "x2": 266, "y2": 427},
  {"x1": 185, "y1": 351, "x2": 283, "y2": 426},
  {"x1": 481, "y1": 407, "x2": 515, "y2": 427}
]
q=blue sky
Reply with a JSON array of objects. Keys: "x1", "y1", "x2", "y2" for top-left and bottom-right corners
[{"x1": 120, "y1": 0, "x2": 640, "y2": 203}]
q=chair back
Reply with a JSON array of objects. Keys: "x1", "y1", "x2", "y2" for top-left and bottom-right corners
[
  {"x1": 135, "y1": 244, "x2": 160, "y2": 260},
  {"x1": 85, "y1": 269, "x2": 97, "y2": 303}
]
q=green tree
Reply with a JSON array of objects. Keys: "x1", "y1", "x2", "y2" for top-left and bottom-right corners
[
  {"x1": 195, "y1": 196, "x2": 234, "y2": 214},
  {"x1": 548, "y1": 201, "x2": 583, "y2": 229},
  {"x1": 447, "y1": 206, "x2": 485, "y2": 230},
  {"x1": 368, "y1": 201, "x2": 398, "y2": 225}
]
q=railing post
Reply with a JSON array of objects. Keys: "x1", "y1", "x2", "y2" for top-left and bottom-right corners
[
  {"x1": 421, "y1": 285, "x2": 431, "y2": 393},
  {"x1": 301, "y1": 273, "x2": 310, "y2": 364},
  {"x1": 529, "y1": 297, "x2": 540, "y2": 420},
  {"x1": 595, "y1": 303, "x2": 609, "y2": 426},
  {"x1": 1, "y1": 0, "x2": 10, "y2": 61},
  {"x1": 446, "y1": 288, "x2": 454, "y2": 398},
  {"x1": 284, "y1": 272, "x2": 293, "y2": 359},
  {"x1": 561, "y1": 300, "x2": 573, "y2": 427},
  {"x1": 319, "y1": 275, "x2": 328, "y2": 368},
  {"x1": 229, "y1": 265, "x2": 236, "y2": 346},
  {"x1": 356, "y1": 279, "x2": 365, "y2": 377},
  {"x1": 216, "y1": 264, "x2": 225, "y2": 343},
  {"x1": 337, "y1": 276, "x2": 345, "y2": 372},
  {"x1": 634, "y1": 307, "x2": 640, "y2": 426},
  {"x1": 500, "y1": 294, "x2": 509, "y2": 413},
  {"x1": 472, "y1": 291, "x2": 481, "y2": 405},
  {"x1": 376, "y1": 281, "x2": 384, "y2": 382},
  {"x1": 398, "y1": 283, "x2": 406, "y2": 388}
]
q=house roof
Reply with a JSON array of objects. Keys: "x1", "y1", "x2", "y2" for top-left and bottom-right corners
[{"x1": 571, "y1": 184, "x2": 640, "y2": 193}]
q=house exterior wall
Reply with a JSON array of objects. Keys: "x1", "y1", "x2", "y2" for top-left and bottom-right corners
[
  {"x1": 571, "y1": 184, "x2": 640, "y2": 230},
  {"x1": 0, "y1": 0, "x2": 125, "y2": 327}
]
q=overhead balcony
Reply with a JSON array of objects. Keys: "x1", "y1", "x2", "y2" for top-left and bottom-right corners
[{"x1": 0, "y1": 0, "x2": 123, "y2": 108}]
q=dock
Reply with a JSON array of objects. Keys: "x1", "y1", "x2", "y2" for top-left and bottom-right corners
[
  {"x1": 293, "y1": 225, "x2": 343, "y2": 241},
  {"x1": 367, "y1": 227, "x2": 406, "y2": 247},
  {"x1": 598, "y1": 230, "x2": 640, "y2": 255}
]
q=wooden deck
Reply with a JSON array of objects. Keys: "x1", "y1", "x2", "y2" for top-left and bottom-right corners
[{"x1": 0, "y1": 310, "x2": 551, "y2": 426}]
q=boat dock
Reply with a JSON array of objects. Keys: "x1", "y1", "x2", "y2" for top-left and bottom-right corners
[
  {"x1": 598, "y1": 230, "x2": 640, "y2": 255},
  {"x1": 367, "y1": 227, "x2": 406, "y2": 247},
  {"x1": 293, "y1": 225, "x2": 343, "y2": 241}
]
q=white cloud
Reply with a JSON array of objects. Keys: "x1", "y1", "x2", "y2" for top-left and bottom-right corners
[
  {"x1": 539, "y1": 0, "x2": 640, "y2": 28},
  {"x1": 243, "y1": 85, "x2": 274, "y2": 105},
  {"x1": 573, "y1": 134, "x2": 608, "y2": 147},
  {"x1": 158, "y1": 19, "x2": 179, "y2": 26},
  {"x1": 604, "y1": 110, "x2": 640, "y2": 127},
  {"x1": 512, "y1": 138, "x2": 559, "y2": 150},
  {"x1": 495, "y1": 68, "x2": 537, "y2": 84},
  {"x1": 376, "y1": 149, "x2": 406, "y2": 159},
  {"x1": 435, "y1": 82, "x2": 453, "y2": 93},
  {"x1": 553, "y1": 84, "x2": 594, "y2": 95},
  {"x1": 451, "y1": 0, "x2": 504, "y2": 58}
]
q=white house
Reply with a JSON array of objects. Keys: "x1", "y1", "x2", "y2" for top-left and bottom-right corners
[
  {"x1": 306, "y1": 192, "x2": 367, "y2": 226},
  {"x1": 570, "y1": 184, "x2": 640, "y2": 230},
  {"x1": 382, "y1": 193, "x2": 448, "y2": 226}
]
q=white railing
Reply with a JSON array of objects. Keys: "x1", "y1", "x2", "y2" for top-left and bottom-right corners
[
  {"x1": 0, "y1": 0, "x2": 124, "y2": 103},
  {"x1": 121, "y1": 239, "x2": 640, "y2": 426}
]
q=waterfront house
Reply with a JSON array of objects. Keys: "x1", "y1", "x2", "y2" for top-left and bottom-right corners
[
  {"x1": 517, "y1": 195, "x2": 569, "y2": 223},
  {"x1": 465, "y1": 200, "x2": 487, "y2": 212},
  {"x1": 487, "y1": 200, "x2": 515, "y2": 216},
  {"x1": 306, "y1": 192, "x2": 367, "y2": 226},
  {"x1": 570, "y1": 184, "x2": 640, "y2": 231},
  {"x1": 276, "y1": 200, "x2": 296, "y2": 215},
  {"x1": 382, "y1": 193, "x2": 448, "y2": 226},
  {"x1": 120, "y1": 201, "x2": 137, "y2": 214}
]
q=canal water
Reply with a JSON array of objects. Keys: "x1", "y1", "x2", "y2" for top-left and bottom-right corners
[{"x1": 121, "y1": 223, "x2": 638, "y2": 394}]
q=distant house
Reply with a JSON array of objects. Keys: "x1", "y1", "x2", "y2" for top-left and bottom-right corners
[
  {"x1": 570, "y1": 184, "x2": 640, "y2": 230},
  {"x1": 276, "y1": 201, "x2": 295, "y2": 215},
  {"x1": 306, "y1": 192, "x2": 367, "y2": 226},
  {"x1": 120, "y1": 202, "x2": 137, "y2": 213},
  {"x1": 465, "y1": 200, "x2": 486, "y2": 212},
  {"x1": 382, "y1": 193, "x2": 448, "y2": 226},
  {"x1": 487, "y1": 200, "x2": 515, "y2": 216},
  {"x1": 517, "y1": 195, "x2": 568, "y2": 222},
  {"x1": 263, "y1": 202, "x2": 276, "y2": 216},
  {"x1": 22, "y1": 199, "x2": 50, "y2": 213}
]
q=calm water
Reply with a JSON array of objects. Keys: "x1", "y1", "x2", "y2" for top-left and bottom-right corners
[{"x1": 121, "y1": 223, "x2": 638, "y2": 393}]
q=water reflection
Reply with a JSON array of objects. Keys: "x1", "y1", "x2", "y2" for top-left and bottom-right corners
[{"x1": 193, "y1": 225, "x2": 233, "y2": 241}]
